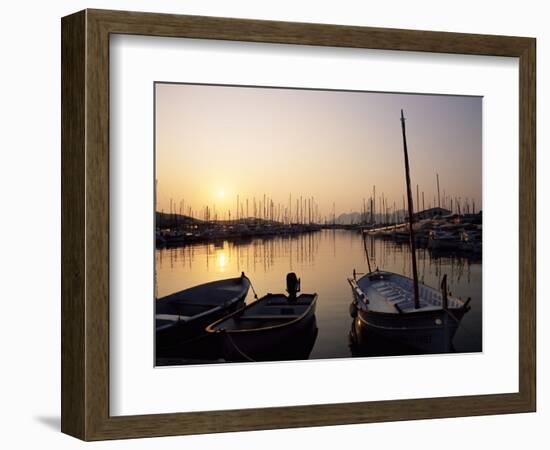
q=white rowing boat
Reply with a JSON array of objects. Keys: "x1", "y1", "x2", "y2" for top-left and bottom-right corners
[{"x1": 348, "y1": 270, "x2": 470, "y2": 352}]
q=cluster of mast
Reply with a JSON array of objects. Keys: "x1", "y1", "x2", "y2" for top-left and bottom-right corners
[
  {"x1": 164, "y1": 195, "x2": 323, "y2": 224},
  {"x1": 158, "y1": 109, "x2": 477, "y2": 226},
  {"x1": 161, "y1": 187, "x2": 478, "y2": 225}
]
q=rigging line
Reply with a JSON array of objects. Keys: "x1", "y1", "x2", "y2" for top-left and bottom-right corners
[{"x1": 176, "y1": 330, "x2": 215, "y2": 347}]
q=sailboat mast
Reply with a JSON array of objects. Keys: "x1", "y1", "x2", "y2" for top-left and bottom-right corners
[
  {"x1": 400, "y1": 110, "x2": 420, "y2": 309},
  {"x1": 436, "y1": 173, "x2": 441, "y2": 208}
]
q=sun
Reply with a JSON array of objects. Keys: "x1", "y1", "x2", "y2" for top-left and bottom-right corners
[{"x1": 217, "y1": 190, "x2": 225, "y2": 198}]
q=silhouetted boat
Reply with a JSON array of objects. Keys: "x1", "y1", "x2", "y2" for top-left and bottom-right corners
[
  {"x1": 207, "y1": 273, "x2": 317, "y2": 362},
  {"x1": 459, "y1": 230, "x2": 482, "y2": 254},
  {"x1": 428, "y1": 229, "x2": 459, "y2": 250},
  {"x1": 156, "y1": 274, "x2": 250, "y2": 356}
]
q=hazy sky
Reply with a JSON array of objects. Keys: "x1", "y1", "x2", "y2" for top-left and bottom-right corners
[{"x1": 155, "y1": 83, "x2": 482, "y2": 219}]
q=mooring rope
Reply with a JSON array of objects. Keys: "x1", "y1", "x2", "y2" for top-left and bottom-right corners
[
  {"x1": 444, "y1": 305, "x2": 478, "y2": 338},
  {"x1": 443, "y1": 308, "x2": 461, "y2": 324},
  {"x1": 243, "y1": 273, "x2": 259, "y2": 300},
  {"x1": 224, "y1": 331, "x2": 256, "y2": 362}
]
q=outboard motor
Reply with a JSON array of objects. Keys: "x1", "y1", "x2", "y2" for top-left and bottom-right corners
[{"x1": 286, "y1": 272, "x2": 301, "y2": 300}]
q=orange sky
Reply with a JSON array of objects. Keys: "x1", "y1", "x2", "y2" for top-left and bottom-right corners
[{"x1": 155, "y1": 83, "x2": 482, "y2": 220}]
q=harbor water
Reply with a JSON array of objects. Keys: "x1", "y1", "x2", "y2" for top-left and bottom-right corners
[{"x1": 156, "y1": 229, "x2": 482, "y2": 363}]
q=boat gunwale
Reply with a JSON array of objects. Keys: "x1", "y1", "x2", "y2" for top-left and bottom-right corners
[
  {"x1": 354, "y1": 312, "x2": 463, "y2": 331},
  {"x1": 355, "y1": 304, "x2": 467, "y2": 319},
  {"x1": 155, "y1": 276, "x2": 251, "y2": 332},
  {"x1": 348, "y1": 270, "x2": 468, "y2": 315},
  {"x1": 156, "y1": 276, "x2": 250, "y2": 304},
  {"x1": 156, "y1": 304, "x2": 226, "y2": 331},
  {"x1": 206, "y1": 293, "x2": 318, "y2": 335}
]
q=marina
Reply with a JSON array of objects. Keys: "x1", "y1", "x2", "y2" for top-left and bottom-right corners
[{"x1": 154, "y1": 85, "x2": 483, "y2": 366}]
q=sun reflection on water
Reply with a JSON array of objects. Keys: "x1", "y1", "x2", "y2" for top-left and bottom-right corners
[{"x1": 216, "y1": 250, "x2": 227, "y2": 271}]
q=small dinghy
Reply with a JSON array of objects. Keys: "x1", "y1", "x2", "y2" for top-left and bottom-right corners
[
  {"x1": 156, "y1": 274, "x2": 250, "y2": 356},
  {"x1": 206, "y1": 273, "x2": 318, "y2": 362}
]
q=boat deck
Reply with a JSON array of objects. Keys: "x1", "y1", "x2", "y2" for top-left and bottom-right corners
[
  {"x1": 357, "y1": 272, "x2": 462, "y2": 314},
  {"x1": 161, "y1": 283, "x2": 246, "y2": 305},
  {"x1": 156, "y1": 277, "x2": 249, "y2": 315},
  {"x1": 213, "y1": 294, "x2": 316, "y2": 331},
  {"x1": 156, "y1": 314, "x2": 191, "y2": 331}
]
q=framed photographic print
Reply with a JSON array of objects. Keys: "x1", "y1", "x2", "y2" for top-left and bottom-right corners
[{"x1": 61, "y1": 9, "x2": 536, "y2": 441}]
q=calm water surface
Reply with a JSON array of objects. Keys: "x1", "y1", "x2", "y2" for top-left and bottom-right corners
[{"x1": 156, "y1": 229, "x2": 482, "y2": 361}]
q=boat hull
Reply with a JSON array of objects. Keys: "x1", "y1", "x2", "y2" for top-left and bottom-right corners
[
  {"x1": 155, "y1": 276, "x2": 250, "y2": 358},
  {"x1": 156, "y1": 300, "x2": 246, "y2": 358},
  {"x1": 352, "y1": 307, "x2": 467, "y2": 354},
  {"x1": 209, "y1": 294, "x2": 318, "y2": 362},
  {"x1": 348, "y1": 270, "x2": 469, "y2": 354},
  {"x1": 219, "y1": 312, "x2": 318, "y2": 362}
]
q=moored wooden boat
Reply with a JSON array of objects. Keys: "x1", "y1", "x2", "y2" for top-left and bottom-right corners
[
  {"x1": 156, "y1": 274, "x2": 250, "y2": 357},
  {"x1": 459, "y1": 230, "x2": 482, "y2": 254},
  {"x1": 428, "y1": 229, "x2": 460, "y2": 250},
  {"x1": 348, "y1": 270, "x2": 470, "y2": 353},
  {"x1": 349, "y1": 110, "x2": 471, "y2": 354},
  {"x1": 206, "y1": 273, "x2": 318, "y2": 362}
]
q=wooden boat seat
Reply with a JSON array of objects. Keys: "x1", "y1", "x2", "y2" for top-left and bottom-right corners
[
  {"x1": 166, "y1": 298, "x2": 230, "y2": 307},
  {"x1": 238, "y1": 314, "x2": 300, "y2": 320},
  {"x1": 266, "y1": 300, "x2": 312, "y2": 306},
  {"x1": 264, "y1": 305, "x2": 310, "y2": 310},
  {"x1": 168, "y1": 301, "x2": 224, "y2": 308},
  {"x1": 155, "y1": 314, "x2": 191, "y2": 323},
  {"x1": 161, "y1": 284, "x2": 246, "y2": 305}
]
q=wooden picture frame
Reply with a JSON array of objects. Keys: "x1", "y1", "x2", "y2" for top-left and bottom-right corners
[{"x1": 61, "y1": 9, "x2": 536, "y2": 441}]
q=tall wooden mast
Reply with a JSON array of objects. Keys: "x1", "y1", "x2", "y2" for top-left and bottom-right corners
[
  {"x1": 436, "y1": 173, "x2": 441, "y2": 208},
  {"x1": 400, "y1": 110, "x2": 420, "y2": 309}
]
